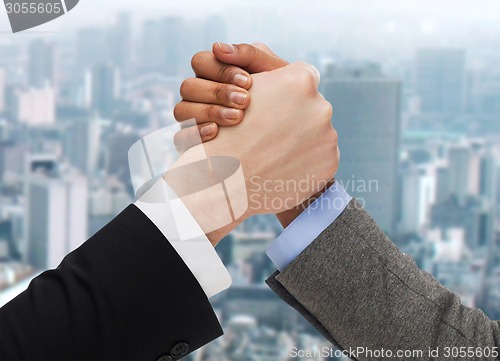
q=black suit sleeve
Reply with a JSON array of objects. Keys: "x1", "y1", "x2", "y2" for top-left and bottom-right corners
[{"x1": 0, "y1": 205, "x2": 223, "y2": 361}]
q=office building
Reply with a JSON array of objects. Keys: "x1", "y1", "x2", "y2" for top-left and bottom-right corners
[
  {"x1": 431, "y1": 196, "x2": 493, "y2": 250},
  {"x1": 1, "y1": 217, "x2": 23, "y2": 261},
  {"x1": 216, "y1": 285, "x2": 299, "y2": 331},
  {"x1": 416, "y1": 49, "x2": 466, "y2": 114},
  {"x1": 16, "y1": 87, "x2": 55, "y2": 126},
  {"x1": 0, "y1": 68, "x2": 4, "y2": 113},
  {"x1": 447, "y1": 145, "x2": 481, "y2": 202},
  {"x1": 106, "y1": 129, "x2": 139, "y2": 183},
  {"x1": 435, "y1": 141, "x2": 495, "y2": 204},
  {"x1": 87, "y1": 63, "x2": 120, "y2": 116},
  {"x1": 400, "y1": 164, "x2": 435, "y2": 234},
  {"x1": 140, "y1": 17, "x2": 185, "y2": 75},
  {"x1": 321, "y1": 65, "x2": 401, "y2": 233},
  {"x1": 76, "y1": 27, "x2": 107, "y2": 72},
  {"x1": 231, "y1": 229, "x2": 276, "y2": 263},
  {"x1": 28, "y1": 39, "x2": 54, "y2": 89},
  {"x1": 435, "y1": 165, "x2": 450, "y2": 204},
  {"x1": 0, "y1": 142, "x2": 27, "y2": 180},
  {"x1": 216, "y1": 234, "x2": 234, "y2": 266},
  {"x1": 481, "y1": 265, "x2": 500, "y2": 319},
  {"x1": 433, "y1": 258, "x2": 483, "y2": 307},
  {"x1": 108, "y1": 12, "x2": 132, "y2": 79},
  {"x1": 479, "y1": 150, "x2": 498, "y2": 199},
  {"x1": 64, "y1": 115, "x2": 100, "y2": 175},
  {"x1": 25, "y1": 157, "x2": 87, "y2": 269}
]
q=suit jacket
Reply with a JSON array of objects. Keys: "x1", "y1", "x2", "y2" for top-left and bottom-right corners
[
  {"x1": 266, "y1": 199, "x2": 500, "y2": 361},
  {"x1": 0, "y1": 205, "x2": 222, "y2": 361}
]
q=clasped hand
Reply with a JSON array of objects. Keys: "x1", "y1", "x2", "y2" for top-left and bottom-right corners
[{"x1": 165, "y1": 43, "x2": 339, "y2": 245}]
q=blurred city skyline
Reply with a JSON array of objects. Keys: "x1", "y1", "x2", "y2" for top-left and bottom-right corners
[
  {"x1": 2, "y1": 0, "x2": 500, "y2": 60},
  {"x1": 1, "y1": 1, "x2": 500, "y2": 360}
]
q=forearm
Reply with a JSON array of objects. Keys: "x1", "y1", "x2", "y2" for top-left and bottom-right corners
[
  {"x1": 162, "y1": 146, "x2": 253, "y2": 246},
  {"x1": 268, "y1": 199, "x2": 500, "y2": 360},
  {"x1": 0, "y1": 205, "x2": 222, "y2": 360}
]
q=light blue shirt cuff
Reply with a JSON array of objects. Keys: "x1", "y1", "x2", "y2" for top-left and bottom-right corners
[{"x1": 266, "y1": 182, "x2": 352, "y2": 271}]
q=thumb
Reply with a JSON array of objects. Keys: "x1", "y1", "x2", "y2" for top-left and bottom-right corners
[{"x1": 213, "y1": 42, "x2": 288, "y2": 73}]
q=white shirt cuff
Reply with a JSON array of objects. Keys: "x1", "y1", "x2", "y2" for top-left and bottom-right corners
[{"x1": 134, "y1": 177, "x2": 232, "y2": 298}]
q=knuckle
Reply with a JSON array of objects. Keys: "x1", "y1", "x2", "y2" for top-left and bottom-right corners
[
  {"x1": 315, "y1": 98, "x2": 333, "y2": 123},
  {"x1": 304, "y1": 71, "x2": 319, "y2": 92},
  {"x1": 174, "y1": 127, "x2": 201, "y2": 153},
  {"x1": 252, "y1": 42, "x2": 266, "y2": 49},
  {"x1": 205, "y1": 104, "x2": 219, "y2": 120},
  {"x1": 191, "y1": 51, "x2": 211, "y2": 72},
  {"x1": 213, "y1": 83, "x2": 227, "y2": 101},
  {"x1": 294, "y1": 60, "x2": 308, "y2": 68},
  {"x1": 173, "y1": 103, "x2": 182, "y2": 120},
  {"x1": 246, "y1": 43, "x2": 258, "y2": 58},
  {"x1": 217, "y1": 65, "x2": 236, "y2": 83},
  {"x1": 294, "y1": 62, "x2": 319, "y2": 93},
  {"x1": 323, "y1": 101, "x2": 334, "y2": 120},
  {"x1": 173, "y1": 130, "x2": 185, "y2": 149},
  {"x1": 321, "y1": 137, "x2": 339, "y2": 176},
  {"x1": 330, "y1": 127, "x2": 339, "y2": 146},
  {"x1": 179, "y1": 79, "x2": 193, "y2": 98},
  {"x1": 187, "y1": 127, "x2": 200, "y2": 145}
]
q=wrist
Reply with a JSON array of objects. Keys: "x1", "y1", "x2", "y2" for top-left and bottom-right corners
[
  {"x1": 276, "y1": 179, "x2": 336, "y2": 228},
  {"x1": 164, "y1": 152, "x2": 250, "y2": 246}
]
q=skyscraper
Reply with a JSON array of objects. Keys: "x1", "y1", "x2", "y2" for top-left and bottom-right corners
[
  {"x1": 321, "y1": 65, "x2": 401, "y2": 233},
  {"x1": 108, "y1": 12, "x2": 132, "y2": 79},
  {"x1": 25, "y1": 157, "x2": 87, "y2": 270},
  {"x1": 416, "y1": 49, "x2": 466, "y2": 114},
  {"x1": 106, "y1": 129, "x2": 140, "y2": 184},
  {"x1": 435, "y1": 166, "x2": 450, "y2": 204},
  {"x1": 87, "y1": 63, "x2": 120, "y2": 116},
  {"x1": 64, "y1": 115, "x2": 101, "y2": 175},
  {"x1": 431, "y1": 196, "x2": 492, "y2": 249},
  {"x1": 431, "y1": 143, "x2": 496, "y2": 250},
  {"x1": 28, "y1": 39, "x2": 54, "y2": 89},
  {"x1": 16, "y1": 88, "x2": 55, "y2": 126},
  {"x1": 480, "y1": 150, "x2": 497, "y2": 267},
  {"x1": 0, "y1": 68, "x2": 4, "y2": 113},
  {"x1": 400, "y1": 164, "x2": 435, "y2": 234},
  {"x1": 447, "y1": 145, "x2": 481, "y2": 202},
  {"x1": 140, "y1": 17, "x2": 186, "y2": 76},
  {"x1": 479, "y1": 150, "x2": 498, "y2": 200},
  {"x1": 76, "y1": 27, "x2": 107, "y2": 72}
]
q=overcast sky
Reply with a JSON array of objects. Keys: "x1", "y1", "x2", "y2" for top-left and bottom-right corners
[
  {"x1": 1, "y1": 0, "x2": 500, "y2": 66},
  {"x1": 1, "y1": 0, "x2": 500, "y2": 32}
]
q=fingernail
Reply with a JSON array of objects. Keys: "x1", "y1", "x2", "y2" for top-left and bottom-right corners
[
  {"x1": 230, "y1": 92, "x2": 248, "y2": 105},
  {"x1": 201, "y1": 123, "x2": 215, "y2": 136},
  {"x1": 222, "y1": 108, "x2": 239, "y2": 120},
  {"x1": 217, "y1": 42, "x2": 235, "y2": 54},
  {"x1": 233, "y1": 74, "x2": 249, "y2": 87}
]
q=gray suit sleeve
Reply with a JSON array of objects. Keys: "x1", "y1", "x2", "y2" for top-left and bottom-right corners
[{"x1": 266, "y1": 199, "x2": 500, "y2": 361}]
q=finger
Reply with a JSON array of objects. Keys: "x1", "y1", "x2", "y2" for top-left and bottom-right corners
[
  {"x1": 191, "y1": 50, "x2": 252, "y2": 89},
  {"x1": 252, "y1": 42, "x2": 279, "y2": 57},
  {"x1": 212, "y1": 42, "x2": 288, "y2": 73},
  {"x1": 174, "y1": 123, "x2": 219, "y2": 153},
  {"x1": 174, "y1": 101, "x2": 244, "y2": 126},
  {"x1": 180, "y1": 78, "x2": 250, "y2": 109}
]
